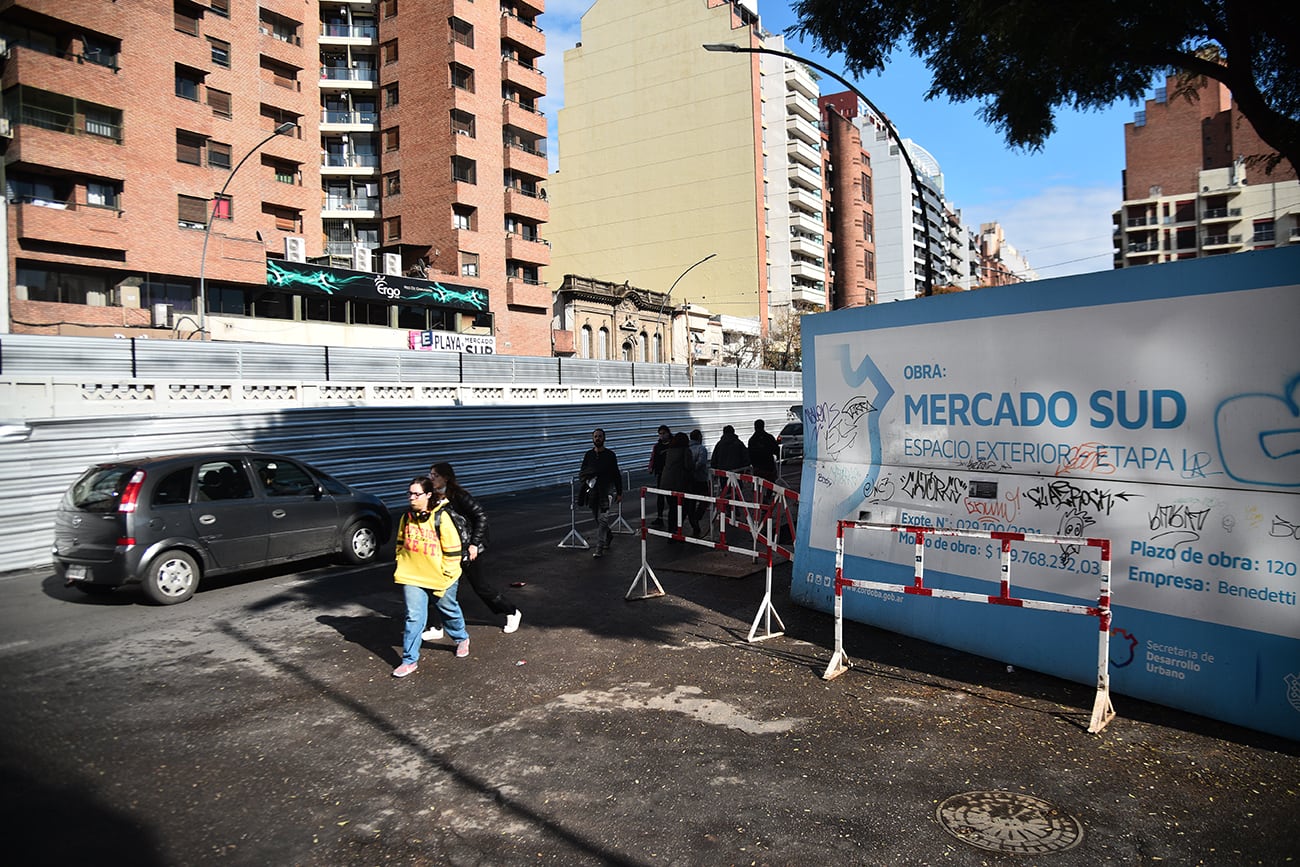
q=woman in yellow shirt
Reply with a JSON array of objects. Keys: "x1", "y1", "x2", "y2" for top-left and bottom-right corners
[{"x1": 392, "y1": 476, "x2": 468, "y2": 677}]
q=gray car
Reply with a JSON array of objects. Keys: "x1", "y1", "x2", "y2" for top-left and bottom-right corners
[
  {"x1": 777, "y1": 421, "x2": 804, "y2": 461},
  {"x1": 52, "y1": 451, "x2": 392, "y2": 605}
]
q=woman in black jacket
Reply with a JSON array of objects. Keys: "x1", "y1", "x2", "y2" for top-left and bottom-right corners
[{"x1": 427, "y1": 461, "x2": 522, "y2": 635}]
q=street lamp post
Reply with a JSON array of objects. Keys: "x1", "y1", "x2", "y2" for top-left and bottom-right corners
[
  {"x1": 197, "y1": 120, "x2": 297, "y2": 339},
  {"x1": 654, "y1": 252, "x2": 716, "y2": 380},
  {"x1": 703, "y1": 43, "x2": 934, "y2": 297}
]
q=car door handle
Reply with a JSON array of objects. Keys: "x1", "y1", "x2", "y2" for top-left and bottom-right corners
[
  {"x1": 198, "y1": 514, "x2": 217, "y2": 525},
  {"x1": 272, "y1": 509, "x2": 287, "y2": 519}
]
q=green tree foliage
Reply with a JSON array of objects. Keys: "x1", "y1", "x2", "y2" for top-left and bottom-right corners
[{"x1": 792, "y1": 0, "x2": 1299, "y2": 172}]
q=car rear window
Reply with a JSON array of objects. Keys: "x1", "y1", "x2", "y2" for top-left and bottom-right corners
[
  {"x1": 780, "y1": 423, "x2": 803, "y2": 436},
  {"x1": 65, "y1": 465, "x2": 137, "y2": 513}
]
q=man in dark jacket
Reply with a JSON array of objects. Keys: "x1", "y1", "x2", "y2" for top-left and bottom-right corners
[
  {"x1": 747, "y1": 419, "x2": 779, "y2": 483},
  {"x1": 647, "y1": 424, "x2": 671, "y2": 527},
  {"x1": 580, "y1": 428, "x2": 623, "y2": 558},
  {"x1": 710, "y1": 425, "x2": 749, "y2": 473}
]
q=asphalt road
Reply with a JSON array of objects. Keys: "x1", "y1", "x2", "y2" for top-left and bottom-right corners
[{"x1": 1, "y1": 483, "x2": 1296, "y2": 866}]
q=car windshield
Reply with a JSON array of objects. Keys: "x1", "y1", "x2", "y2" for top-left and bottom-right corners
[{"x1": 65, "y1": 465, "x2": 137, "y2": 513}]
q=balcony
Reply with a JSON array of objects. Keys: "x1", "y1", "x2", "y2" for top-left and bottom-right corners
[
  {"x1": 785, "y1": 90, "x2": 820, "y2": 123},
  {"x1": 1201, "y1": 206, "x2": 1242, "y2": 223},
  {"x1": 319, "y1": 65, "x2": 377, "y2": 91},
  {"x1": 1125, "y1": 240, "x2": 1159, "y2": 254},
  {"x1": 320, "y1": 108, "x2": 377, "y2": 131},
  {"x1": 321, "y1": 152, "x2": 379, "y2": 175},
  {"x1": 2, "y1": 111, "x2": 126, "y2": 176},
  {"x1": 503, "y1": 141, "x2": 547, "y2": 179},
  {"x1": 1, "y1": 44, "x2": 120, "y2": 98},
  {"x1": 787, "y1": 162, "x2": 821, "y2": 191},
  {"x1": 1203, "y1": 233, "x2": 1244, "y2": 249},
  {"x1": 788, "y1": 186, "x2": 823, "y2": 213},
  {"x1": 1125, "y1": 215, "x2": 1157, "y2": 228},
  {"x1": 11, "y1": 200, "x2": 125, "y2": 249},
  {"x1": 501, "y1": 56, "x2": 546, "y2": 98},
  {"x1": 502, "y1": 14, "x2": 546, "y2": 56},
  {"x1": 503, "y1": 99, "x2": 547, "y2": 136},
  {"x1": 790, "y1": 259, "x2": 825, "y2": 282},
  {"x1": 786, "y1": 138, "x2": 820, "y2": 169},
  {"x1": 786, "y1": 113, "x2": 820, "y2": 146},
  {"x1": 319, "y1": 23, "x2": 377, "y2": 45},
  {"x1": 506, "y1": 275, "x2": 551, "y2": 308},
  {"x1": 789, "y1": 210, "x2": 823, "y2": 234},
  {"x1": 789, "y1": 233, "x2": 823, "y2": 257},
  {"x1": 785, "y1": 61, "x2": 817, "y2": 100},
  {"x1": 505, "y1": 233, "x2": 551, "y2": 267},
  {"x1": 322, "y1": 196, "x2": 379, "y2": 219},
  {"x1": 504, "y1": 186, "x2": 548, "y2": 221}
]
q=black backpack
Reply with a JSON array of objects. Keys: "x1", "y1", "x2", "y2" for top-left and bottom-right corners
[{"x1": 434, "y1": 501, "x2": 473, "y2": 562}]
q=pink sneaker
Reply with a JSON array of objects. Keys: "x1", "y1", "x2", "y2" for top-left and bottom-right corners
[
  {"x1": 392, "y1": 662, "x2": 418, "y2": 678},
  {"x1": 455, "y1": 639, "x2": 470, "y2": 658}
]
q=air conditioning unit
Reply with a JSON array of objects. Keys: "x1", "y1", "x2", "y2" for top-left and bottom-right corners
[
  {"x1": 151, "y1": 303, "x2": 173, "y2": 328},
  {"x1": 284, "y1": 236, "x2": 306, "y2": 262},
  {"x1": 353, "y1": 243, "x2": 372, "y2": 272},
  {"x1": 0, "y1": 118, "x2": 11, "y2": 139},
  {"x1": 383, "y1": 252, "x2": 402, "y2": 276}
]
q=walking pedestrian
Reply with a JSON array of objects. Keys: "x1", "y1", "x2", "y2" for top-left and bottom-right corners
[
  {"x1": 428, "y1": 461, "x2": 522, "y2": 635},
  {"x1": 392, "y1": 476, "x2": 470, "y2": 677},
  {"x1": 659, "y1": 432, "x2": 692, "y2": 536},
  {"x1": 747, "y1": 419, "x2": 779, "y2": 483},
  {"x1": 647, "y1": 424, "x2": 672, "y2": 528},
  {"x1": 580, "y1": 428, "x2": 623, "y2": 558},
  {"x1": 688, "y1": 429, "x2": 710, "y2": 535},
  {"x1": 710, "y1": 424, "x2": 749, "y2": 473}
]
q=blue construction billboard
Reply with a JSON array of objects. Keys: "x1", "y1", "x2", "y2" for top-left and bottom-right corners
[{"x1": 792, "y1": 245, "x2": 1300, "y2": 740}]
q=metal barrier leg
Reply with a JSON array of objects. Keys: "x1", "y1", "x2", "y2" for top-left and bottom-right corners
[
  {"x1": 1088, "y1": 615, "x2": 1117, "y2": 733},
  {"x1": 627, "y1": 491, "x2": 664, "y2": 600},
  {"x1": 558, "y1": 476, "x2": 589, "y2": 549},
  {"x1": 822, "y1": 533, "x2": 851, "y2": 679},
  {"x1": 612, "y1": 469, "x2": 635, "y2": 535},
  {"x1": 747, "y1": 524, "x2": 785, "y2": 642}
]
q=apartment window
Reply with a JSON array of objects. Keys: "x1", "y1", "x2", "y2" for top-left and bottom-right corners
[
  {"x1": 382, "y1": 0, "x2": 398, "y2": 18},
  {"x1": 385, "y1": 217, "x2": 402, "y2": 242},
  {"x1": 208, "y1": 89, "x2": 232, "y2": 118},
  {"x1": 382, "y1": 40, "x2": 398, "y2": 64},
  {"x1": 451, "y1": 156, "x2": 476, "y2": 184},
  {"x1": 259, "y1": 10, "x2": 301, "y2": 45},
  {"x1": 175, "y1": 65, "x2": 203, "y2": 101},
  {"x1": 450, "y1": 18, "x2": 474, "y2": 48},
  {"x1": 865, "y1": 250, "x2": 876, "y2": 281},
  {"x1": 176, "y1": 131, "x2": 205, "y2": 165},
  {"x1": 211, "y1": 193, "x2": 232, "y2": 220},
  {"x1": 209, "y1": 38, "x2": 230, "y2": 68},
  {"x1": 384, "y1": 172, "x2": 401, "y2": 196},
  {"x1": 262, "y1": 58, "x2": 299, "y2": 90},
  {"x1": 269, "y1": 159, "x2": 298, "y2": 184},
  {"x1": 450, "y1": 109, "x2": 476, "y2": 138},
  {"x1": 384, "y1": 84, "x2": 399, "y2": 107},
  {"x1": 396, "y1": 305, "x2": 428, "y2": 330},
  {"x1": 863, "y1": 212, "x2": 873, "y2": 242},
  {"x1": 305, "y1": 296, "x2": 348, "y2": 323},
  {"x1": 353, "y1": 300, "x2": 391, "y2": 327},
  {"x1": 86, "y1": 182, "x2": 120, "y2": 210},
  {"x1": 453, "y1": 205, "x2": 475, "y2": 231},
  {"x1": 861, "y1": 173, "x2": 872, "y2": 202},
  {"x1": 208, "y1": 141, "x2": 232, "y2": 170},
  {"x1": 450, "y1": 63, "x2": 474, "y2": 92},
  {"x1": 17, "y1": 266, "x2": 113, "y2": 306},
  {"x1": 1253, "y1": 219, "x2": 1276, "y2": 243},
  {"x1": 459, "y1": 251, "x2": 479, "y2": 278},
  {"x1": 81, "y1": 35, "x2": 120, "y2": 70},
  {"x1": 84, "y1": 106, "x2": 119, "y2": 140},
  {"x1": 263, "y1": 204, "x2": 301, "y2": 232},
  {"x1": 178, "y1": 195, "x2": 208, "y2": 229},
  {"x1": 174, "y1": 2, "x2": 201, "y2": 36},
  {"x1": 209, "y1": 0, "x2": 229, "y2": 17},
  {"x1": 382, "y1": 127, "x2": 400, "y2": 152}
]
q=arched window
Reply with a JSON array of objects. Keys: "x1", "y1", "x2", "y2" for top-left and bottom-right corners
[
  {"x1": 653, "y1": 333, "x2": 663, "y2": 363},
  {"x1": 597, "y1": 326, "x2": 610, "y2": 360},
  {"x1": 621, "y1": 339, "x2": 634, "y2": 361},
  {"x1": 580, "y1": 325, "x2": 592, "y2": 359},
  {"x1": 639, "y1": 331, "x2": 649, "y2": 362}
]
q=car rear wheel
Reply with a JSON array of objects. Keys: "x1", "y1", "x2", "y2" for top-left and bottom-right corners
[
  {"x1": 142, "y1": 550, "x2": 199, "y2": 605},
  {"x1": 341, "y1": 520, "x2": 379, "y2": 565}
]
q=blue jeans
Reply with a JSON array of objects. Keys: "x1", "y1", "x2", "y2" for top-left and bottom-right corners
[{"x1": 401, "y1": 581, "x2": 468, "y2": 665}]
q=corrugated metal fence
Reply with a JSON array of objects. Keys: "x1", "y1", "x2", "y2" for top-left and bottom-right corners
[{"x1": 0, "y1": 335, "x2": 802, "y2": 573}]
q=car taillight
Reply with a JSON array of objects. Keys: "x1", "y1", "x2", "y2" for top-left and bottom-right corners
[
  {"x1": 118, "y1": 469, "x2": 146, "y2": 513},
  {"x1": 117, "y1": 537, "x2": 135, "y2": 548}
]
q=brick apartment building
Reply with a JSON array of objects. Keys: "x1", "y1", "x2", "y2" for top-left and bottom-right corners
[
  {"x1": 1, "y1": 0, "x2": 552, "y2": 355},
  {"x1": 1114, "y1": 73, "x2": 1299, "y2": 267}
]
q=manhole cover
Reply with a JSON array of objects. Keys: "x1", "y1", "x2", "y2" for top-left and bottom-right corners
[{"x1": 936, "y1": 791, "x2": 1083, "y2": 855}]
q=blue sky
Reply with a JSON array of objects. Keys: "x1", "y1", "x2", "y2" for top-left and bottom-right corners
[{"x1": 538, "y1": 1, "x2": 1156, "y2": 279}]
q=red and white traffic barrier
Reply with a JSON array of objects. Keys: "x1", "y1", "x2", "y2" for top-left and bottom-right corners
[
  {"x1": 627, "y1": 475, "x2": 797, "y2": 643},
  {"x1": 826, "y1": 521, "x2": 1116, "y2": 733}
]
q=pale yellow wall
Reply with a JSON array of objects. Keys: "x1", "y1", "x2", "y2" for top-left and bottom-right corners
[{"x1": 546, "y1": 0, "x2": 764, "y2": 319}]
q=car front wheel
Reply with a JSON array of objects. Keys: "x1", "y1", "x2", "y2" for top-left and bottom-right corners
[
  {"x1": 142, "y1": 550, "x2": 199, "y2": 605},
  {"x1": 341, "y1": 520, "x2": 379, "y2": 565}
]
